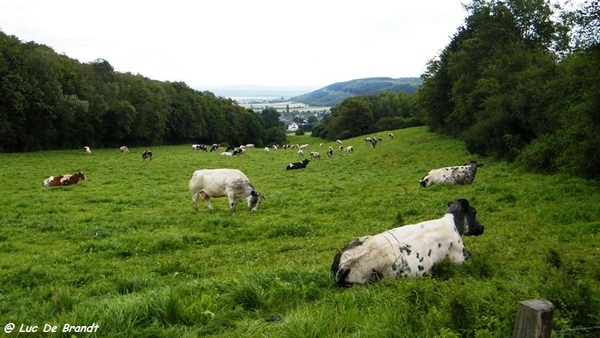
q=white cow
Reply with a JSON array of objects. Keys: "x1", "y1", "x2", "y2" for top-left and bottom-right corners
[
  {"x1": 264, "y1": 147, "x2": 270, "y2": 154},
  {"x1": 331, "y1": 198, "x2": 485, "y2": 286},
  {"x1": 220, "y1": 152, "x2": 234, "y2": 157},
  {"x1": 298, "y1": 150, "x2": 304, "y2": 157},
  {"x1": 346, "y1": 146, "x2": 354, "y2": 153},
  {"x1": 84, "y1": 146, "x2": 91, "y2": 155},
  {"x1": 419, "y1": 161, "x2": 484, "y2": 188},
  {"x1": 120, "y1": 146, "x2": 129, "y2": 154},
  {"x1": 189, "y1": 169, "x2": 262, "y2": 213}
]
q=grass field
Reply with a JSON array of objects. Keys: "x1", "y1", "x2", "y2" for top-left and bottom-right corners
[{"x1": 0, "y1": 126, "x2": 598, "y2": 337}]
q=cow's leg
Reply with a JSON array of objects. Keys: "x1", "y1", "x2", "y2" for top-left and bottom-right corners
[
  {"x1": 226, "y1": 189, "x2": 237, "y2": 214},
  {"x1": 447, "y1": 243, "x2": 468, "y2": 264},
  {"x1": 200, "y1": 191, "x2": 213, "y2": 210},
  {"x1": 191, "y1": 191, "x2": 200, "y2": 211}
]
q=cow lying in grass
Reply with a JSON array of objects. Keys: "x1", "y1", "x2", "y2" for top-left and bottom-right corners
[
  {"x1": 331, "y1": 198, "x2": 484, "y2": 287},
  {"x1": 419, "y1": 161, "x2": 483, "y2": 188},
  {"x1": 189, "y1": 168, "x2": 262, "y2": 213},
  {"x1": 43, "y1": 171, "x2": 87, "y2": 187},
  {"x1": 286, "y1": 159, "x2": 310, "y2": 170}
]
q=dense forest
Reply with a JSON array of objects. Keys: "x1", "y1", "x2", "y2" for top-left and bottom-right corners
[
  {"x1": 314, "y1": 0, "x2": 599, "y2": 180},
  {"x1": 0, "y1": 32, "x2": 289, "y2": 152}
]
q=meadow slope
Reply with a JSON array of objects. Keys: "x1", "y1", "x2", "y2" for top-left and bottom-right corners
[{"x1": 0, "y1": 126, "x2": 598, "y2": 337}]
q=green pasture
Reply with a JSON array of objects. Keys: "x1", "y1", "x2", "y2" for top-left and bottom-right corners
[{"x1": 0, "y1": 126, "x2": 598, "y2": 337}]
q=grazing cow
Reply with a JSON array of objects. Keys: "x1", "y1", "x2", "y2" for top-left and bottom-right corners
[
  {"x1": 388, "y1": 133, "x2": 394, "y2": 140},
  {"x1": 327, "y1": 147, "x2": 334, "y2": 158},
  {"x1": 346, "y1": 146, "x2": 354, "y2": 153},
  {"x1": 299, "y1": 144, "x2": 309, "y2": 150},
  {"x1": 193, "y1": 144, "x2": 208, "y2": 152},
  {"x1": 331, "y1": 198, "x2": 485, "y2": 287},
  {"x1": 225, "y1": 145, "x2": 235, "y2": 152},
  {"x1": 336, "y1": 140, "x2": 343, "y2": 145},
  {"x1": 298, "y1": 150, "x2": 304, "y2": 157},
  {"x1": 264, "y1": 147, "x2": 270, "y2": 154},
  {"x1": 310, "y1": 151, "x2": 320, "y2": 159},
  {"x1": 84, "y1": 146, "x2": 91, "y2": 155},
  {"x1": 189, "y1": 168, "x2": 262, "y2": 213},
  {"x1": 210, "y1": 144, "x2": 220, "y2": 152},
  {"x1": 286, "y1": 158, "x2": 310, "y2": 170},
  {"x1": 43, "y1": 171, "x2": 87, "y2": 187},
  {"x1": 232, "y1": 148, "x2": 245, "y2": 156},
  {"x1": 120, "y1": 146, "x2": 129, "y2": 154},
  {"x1": 142, "y1": 150, "x2": 153, "y2": 160},
  {"x1": 419, "y1": 161, "x2": 484, "y2": 188},
  {"x1": 245, "y1": 144, "x2": 255, "y2": 148}
]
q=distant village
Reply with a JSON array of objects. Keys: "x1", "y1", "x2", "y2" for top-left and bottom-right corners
[{"x1": 236, "y1": 97, "x2": 330, "y2": 133}]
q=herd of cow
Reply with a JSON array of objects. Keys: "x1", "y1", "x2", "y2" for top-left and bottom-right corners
[{"x1": 42, "y1": 139, "x2": 486, "y2": 287}]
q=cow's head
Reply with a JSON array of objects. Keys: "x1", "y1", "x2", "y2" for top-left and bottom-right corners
[
  {"x1": 302, "y1": 159, "x2": 310, "y2": 165},
  {"x1": 247, "y1": 190, "x2": 263, "y2": 211},
  {"x1": 419, "y1": 177, "x2": 430, "y2": 188},
  {"x1": 447, "y1": 198, "x2": 484, "y2": 236}
]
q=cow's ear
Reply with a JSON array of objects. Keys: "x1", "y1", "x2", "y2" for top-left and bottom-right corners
[
  {"x1": 459, "y1": 198, "x2": 470, "y2": 211},
  {"x1": 251, "y1": 190, "x2": 257, "y2": 197}
]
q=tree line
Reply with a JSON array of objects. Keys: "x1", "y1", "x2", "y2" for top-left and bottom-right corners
[
  {"x1": 0, "y1": 32, "x2": 284, "y2": 152},
  {"x1": 313, "y1": 0, "x2": 599, "y2": 180}
]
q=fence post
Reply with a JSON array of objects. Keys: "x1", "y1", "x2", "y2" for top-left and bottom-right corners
[{"x1": 512, "y1": 299, "x2": 555, "y2": 338}]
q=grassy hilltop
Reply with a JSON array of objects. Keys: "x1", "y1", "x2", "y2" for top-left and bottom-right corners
[{"x1": 0, "y1": 126, "x2": 598, "y2": 337}]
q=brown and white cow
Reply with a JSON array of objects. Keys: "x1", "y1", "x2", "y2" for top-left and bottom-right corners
[{"x1": 43, "y1": 171, "x2": 87, "y2": 187}]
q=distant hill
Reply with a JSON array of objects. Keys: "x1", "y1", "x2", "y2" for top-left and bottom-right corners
[{"x1": 291, "y1": 77, "x2": 422, "y2": 106}]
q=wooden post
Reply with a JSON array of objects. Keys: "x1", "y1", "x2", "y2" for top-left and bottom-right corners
[{"x1": 512, "y1": 299, "x2": 555, "y2": 338}]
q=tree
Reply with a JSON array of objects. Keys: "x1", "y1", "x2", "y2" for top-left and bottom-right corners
[
  {"x1": 327, "y1": 97, "x2": 374, "y2": 140},
  {"x1": 260, "y1": 107, "x2": 286, "y2": 145}
]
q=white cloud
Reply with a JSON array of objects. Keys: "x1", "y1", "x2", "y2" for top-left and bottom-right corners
[{"x1": 0, "y1": 0, "x2": 469, "y2": 88}]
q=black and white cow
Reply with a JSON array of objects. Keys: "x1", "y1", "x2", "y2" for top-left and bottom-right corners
[
  {"x1": 286, "y1": 159, "x2": 310, "y2": 170},
  {"x1": 142, "y1": 150, "x2": 153, "y2": 160},
  {"x1": 192, "y1": 144, "x2": 208, "y2": 152},
  {"x1": 331, "y1": 198, "x2": 484, "y2": 287},
  {"x1": 189, "y1": 168, "x2": 262, "y2": 213},
  {"x1": 419, "y1": 161, "x2": 484, "y2": 188}
]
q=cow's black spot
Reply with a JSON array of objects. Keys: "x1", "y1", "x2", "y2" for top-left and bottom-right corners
[
  {"x1": 419, "y1": 256, "x2": 424, "y2": 263},
  {"x1": 391, "y1": 263, "x2": 397, "y2": 271},
  {"x1": 418, "y1": 265, "x2": 424, "y2": 271},
  {"x1": 428, "y1": 249, "x2": 432, "y2": 257},
  {"x1": 449, "y1": 242, "x2": 453, "y2": 249},
  {"x1": 399, "y1": 245, "x2": 412, "y2": 255},
  {"x1": 438, "y1": 243, "x2": 442, "y2": 248}
]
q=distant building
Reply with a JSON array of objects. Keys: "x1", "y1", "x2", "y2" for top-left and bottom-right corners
[{"x1": 287, "y1": 122, "x2": 299, "y2": 132}]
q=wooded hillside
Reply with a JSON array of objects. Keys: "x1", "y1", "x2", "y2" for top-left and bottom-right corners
[
  {"x1": 0, "y1": 32, "x2": 284, "y2": 152},
  {"x1": 291, "y1": 77, "x2": 422, "y2": 106}
]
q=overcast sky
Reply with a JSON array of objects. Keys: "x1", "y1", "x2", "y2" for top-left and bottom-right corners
[{"x1": 0, "y1": 0, "x2": 469, "y2": 90}]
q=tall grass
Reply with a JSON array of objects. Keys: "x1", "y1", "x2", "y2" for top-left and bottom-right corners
[{"x1": 0, "y1": 126, "x2": 598, "y2": 337}]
